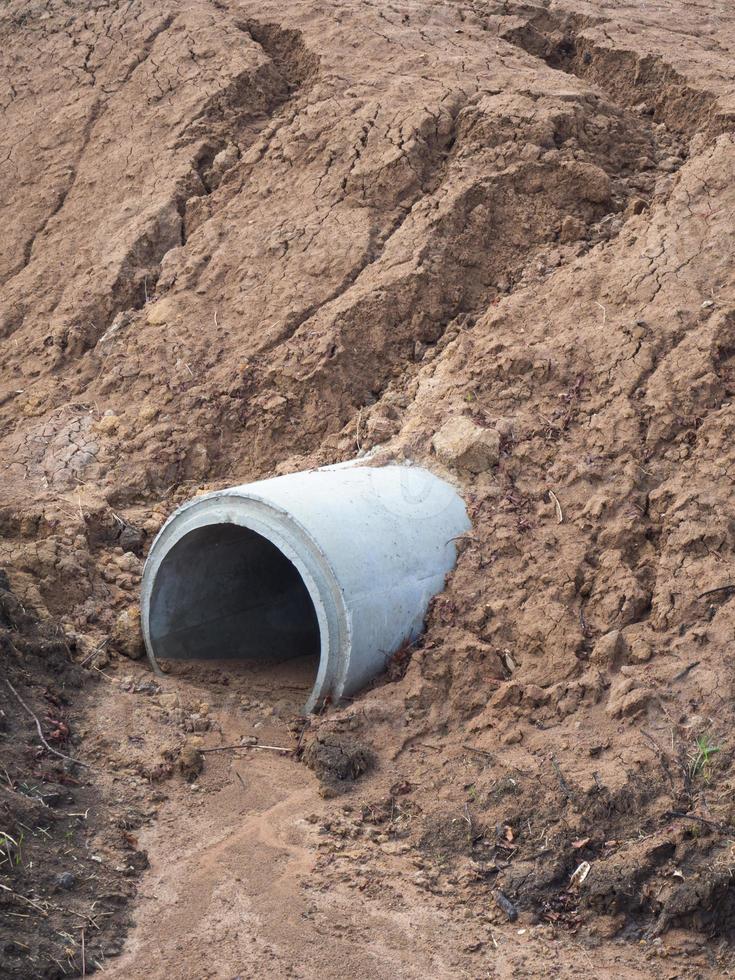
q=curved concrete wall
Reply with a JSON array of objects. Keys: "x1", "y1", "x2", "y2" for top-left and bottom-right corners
[{"x1": 141, "y1": 465, "x2": 470, "y2": 711}]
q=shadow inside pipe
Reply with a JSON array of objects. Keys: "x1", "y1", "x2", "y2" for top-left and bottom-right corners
[{"x1": 148, "y1": 524, "x2": 321, "y2": 684}]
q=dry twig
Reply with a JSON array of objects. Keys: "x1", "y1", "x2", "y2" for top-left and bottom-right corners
[
  {"x1": 4, "y1": 680, "x2": 96, "y2": 771},
  {"x1": 199, "y1": 742, "x2": 292, "y2": 755},
  {"x1": 80, "y1": 639, "x2": 108, "y2": 668},
  {"x1": 698, "y1": 584, "x2": 735, "y2": 600},
  {"x1": 551, "y1": 754, "x2": 574, "y2": 802},
  {"x1": 672, "y1": 660, "x2": 700, "y2": 682},
  {"x1": 462, "y1": 744, "x2": 494, "y2": 759}
]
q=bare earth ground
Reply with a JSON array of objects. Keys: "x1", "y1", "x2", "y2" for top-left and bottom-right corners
[{"x1": 2, "y1": 0, "x2": 735, "y2": 976}]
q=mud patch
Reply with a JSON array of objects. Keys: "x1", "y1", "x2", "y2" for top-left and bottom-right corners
[{"x1": 302, "y1": 733, "x2": 373, "y2": 797}]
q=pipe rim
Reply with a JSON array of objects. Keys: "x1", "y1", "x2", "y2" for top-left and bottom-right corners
[{"x1": 140, "y1": 490, "x2": 351, "y2": 711}]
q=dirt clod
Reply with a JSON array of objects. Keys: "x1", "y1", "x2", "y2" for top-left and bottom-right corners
[
  {"x1": 302, "y1": 733, "x2": 373, "y2": 796},
  {"x1": 112, "y1": 605, "x2": 144, "y2": 660},
  {"x1": 432, "y1": 417, "x2": 501, "y2": 472},
  {"x1": 177, "y1": 744, "x2": 204, "y2": 783}
]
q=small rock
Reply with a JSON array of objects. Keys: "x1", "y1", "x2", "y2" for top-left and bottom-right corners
[
  {"x1": 119, "y1": 524, "x2": 145, "y2": 555},
  {"x1": 501, "y1": 729, "x2": 523, "y2": 746},
  {"x1": 570, "y1": 162, "x2": 611, "y2": 204},
  {"x1": 432, "y1": 417, "x2": 501, "y2": 473},
  {"x1": 606, "y1": 678, "x2": 652, "y2": 718},
  {"x1": 207, "y1": 143, "x2": 239, "y2": 190},
  {"x1": 134, "y1": 680, "x2": 161, "y2": 696},
  {"x1": 625, "y1": 197, "x2": 648, "y2": 217},
  {"x1": 365, "y1": 415, "x2": 396, "y2": 446},
  {"x1": 158, "y1": 692, "x2": 180, "y2": 712},
  {"x1": 183, "y1": 713, "x2": 211, "y2": 733},
  {"x1": 94, "y1": 414, "x2": 120, "y2": 435},
  {"x1": 590, "y1": 630, "x2": 628, "y2": 668},
  {"x1": 56, "y1": 872, "x2": 76, "y2": 890},
  {"x1": 112, "y1": 605, "x2": 144, "y2": 660},
  {"x1": 654, "y1": 175, "x2": 674, "y2": 197},
  {"x1": 559, "y1": 215, "x2": 586, "y2": 244},
  {"x1": 628, "y1": 638, "x2": 653, "y2": 663}
]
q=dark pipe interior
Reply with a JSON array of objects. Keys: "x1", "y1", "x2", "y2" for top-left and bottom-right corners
[{"x1": 148, "y1": 523, "x2": 321, "y2": 664}]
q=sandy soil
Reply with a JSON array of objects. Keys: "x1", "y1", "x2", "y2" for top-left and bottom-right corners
[
  {"x1": 2, "y1": 0, "x2": 735, "y2": 976},
  {"x1": 93, "y1": 659, "x2": 722, "y2": 979}
]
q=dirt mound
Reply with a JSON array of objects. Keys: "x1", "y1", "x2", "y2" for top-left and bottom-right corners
[{"x1": 2, "y1": 0, "x2": 735, "y2": 975}]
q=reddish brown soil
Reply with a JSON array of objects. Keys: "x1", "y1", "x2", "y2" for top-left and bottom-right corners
[{"x1": 2, "y1": 0, "x2": 735, "y2": 976}]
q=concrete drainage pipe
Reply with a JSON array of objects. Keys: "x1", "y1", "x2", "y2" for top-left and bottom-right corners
[{"x1": 141, "y1": 465, "x2": 470, "y2": 711}]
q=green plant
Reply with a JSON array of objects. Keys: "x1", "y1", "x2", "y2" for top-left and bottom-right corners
[
  {"x1": 0, "y1": 830, "x2": 22, "y2": 868},
  {"x1": 688, "y1": 734, "x2": 720, "y2": 783}
]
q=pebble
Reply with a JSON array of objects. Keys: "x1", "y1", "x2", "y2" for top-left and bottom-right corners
[{"x1": 432, "y1": 416, "x2": 501, "y2": 473}]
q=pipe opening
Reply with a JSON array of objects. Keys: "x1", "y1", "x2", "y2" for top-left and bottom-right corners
[{"x1": 148, "y1": 523, "x2": 321, "y2": 677}]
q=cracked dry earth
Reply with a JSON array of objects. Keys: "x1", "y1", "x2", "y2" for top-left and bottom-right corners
[{"x1": 3, "y1": 0, "x2": 735, "y2": 977}]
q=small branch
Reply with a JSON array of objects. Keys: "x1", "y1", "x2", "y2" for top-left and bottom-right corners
[
  {"x1": 355, "y1": 408, "x2": 364, "y2": 452},
  {"x1": 4, "y1": 680, "x2": 96, "y2": 771},
  {"x1": 698, "y1": 584, "x2": 735, "y2": 600},
  {"x1": 295, "y1": 719, "x2": 310, "y2": 755},
  {"x1": 462, "y1": 744, "x2": 494, "y2": 759},
  {"x1": 672, "y1": 660, "x2": 700, "y2": 682},
  {"x1": 0, "y1": 883, "x2": 48, "y2": 916},
  {"x1": 551, "y1": 754, "x2": 574, "y2": 802},
  {"x1": 462, "y1": 803, "x2": 473, "y2": 832},
  {"x1": 199, "y1": 742, "x2": 292, "y2": 755},
  {"x1": 665, "y1": 810, "x2": 733, "y2": 833}
]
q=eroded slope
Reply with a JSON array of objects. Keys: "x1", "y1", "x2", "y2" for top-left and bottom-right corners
[{"x1": 2, "y1": 0, "x2": 735, "y2": 975}]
